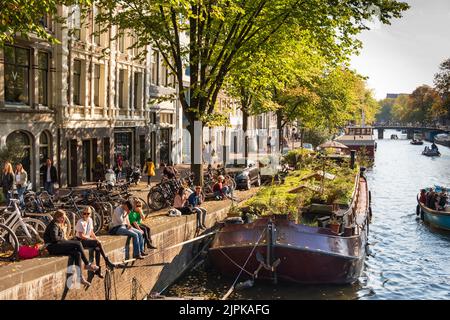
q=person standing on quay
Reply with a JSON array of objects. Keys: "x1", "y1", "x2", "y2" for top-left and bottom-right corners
[
  {"x1": 143, "y1": 158, "x2": 155, "y2": 187},
  {"x1": 42, "y1": 158, "x2": 57, "y2": 195},
  {"x1": 14, "y1": 163, "x2": 28, "y2": 208},
  {"x1": 1, "y1": 161, "x2": 14, "y2": 204}
]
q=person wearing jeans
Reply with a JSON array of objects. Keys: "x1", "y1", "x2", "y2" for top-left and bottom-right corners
[
  {"x1": 109, "y1": 200, "x2": 147, "y2": 260},
  {"x1": 14, "y1": 163, "x2": 27, "y2": 208},
  {"x1": 41, "y1": 158, "x2": 57, "y2": 195},
  {"x1": 188, "y1": 186, "x2": 207, "y2": 230}
]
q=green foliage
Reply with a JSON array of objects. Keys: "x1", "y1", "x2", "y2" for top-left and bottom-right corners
[
  {"x1": 0, "y1": 0, "x2": 92, "y2": 45},
  {"x1": 244, "y1": 158, "x2": 358, "y2": 220},
  {"x1": 283, "y1": 148, "x2": 314, "y2": 168},
  {"x1": 376, "y1": 98, "x2": 395, "y2": 122},
  {"x1": 0, "y1": 138, "x2": 26, "y2": 166}
]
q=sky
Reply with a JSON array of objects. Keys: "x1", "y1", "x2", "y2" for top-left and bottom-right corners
[{"x1": 350, "y1": 0, "x2": 450, "y2": 100}]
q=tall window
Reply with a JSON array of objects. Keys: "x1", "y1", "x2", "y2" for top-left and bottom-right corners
[
  {"x1": 161, "y1": 62, "x2": 168, "y2": 87},
  {"x1": 118, "y1": 32, "x2": 125, "y2": 53},
  {"x1": 93, "y1": 64, "x2": 100, "y2": 106},
  {"x1": 134, "y1": 72, "x2": 141, "y2": 109},
  {"x1": 73, "y1": 60, "x2": 81, "y2": 105},
  {"x1": 118, "y1": 69, "x2": 124, "y2": 108},
  {"x1": 37, "y1": 52, "x2": 48, "y2": 106},
  {"x1": 151, "y1": 50, "x2": 159, "y2": 85},
  {"x1": 4, "y1": 45, "x2": 30, "y2": 105},
  {"x1": 39, "y1": 131, "x2": 50, "y2": 163}
]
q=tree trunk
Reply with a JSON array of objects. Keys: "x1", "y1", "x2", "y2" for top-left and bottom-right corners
[
  {"x1": 243, "y1": 109, "x2": 249, "y2": 166},
  {"x1": 276, "y1": 109, "x2": 283, "y2": 152},
  {"x1": 187, "y1": 121, "x2": 204, "y2": 187}
]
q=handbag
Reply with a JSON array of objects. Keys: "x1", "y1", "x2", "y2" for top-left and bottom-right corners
[{"x1": 18, "y1": 245, "x2": 40, "y2": 260}]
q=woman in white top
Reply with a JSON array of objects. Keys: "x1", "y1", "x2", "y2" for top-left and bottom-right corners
[
  {"x1": 75, "y1": 207, "x2": 115, "y2": 277},
  {"x1": 14, "y1": 163, "x2": 27, "y2": 208}
]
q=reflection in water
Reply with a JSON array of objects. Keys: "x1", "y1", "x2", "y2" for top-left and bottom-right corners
[{"x1": 167, "y1": 130, "x2": 450, "y2": 299}]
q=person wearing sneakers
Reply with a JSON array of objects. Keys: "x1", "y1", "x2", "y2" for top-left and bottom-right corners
[
  {"x1": 75, "y1": 206, "x2": 116, "y2": 278},
  {"x1": 109, "y1": 200, "x2": 147, "y2": 260},
  {"x1": 43, "y1": 210, "x2": 98, "y2": 287},
  {"x1": 188, "y1": 186, "x2": 207, "y2": 230}
]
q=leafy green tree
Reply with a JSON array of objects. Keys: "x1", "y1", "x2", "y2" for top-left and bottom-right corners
[
  {"x1": 376, "y1": 98, "x2": 395, "y2": 123},
  {"x1": 0, "y1": 139, "x2": 26, "y2": 166},
  {"x1": 0, "y1": 0, "x2": 91, "y2": 44},
  {"x1": 434, "y1": 58, "x2": 450, "y2": 121},
  {"x1": 96, "y1": 0, "x2": 408, "y2": 185}
]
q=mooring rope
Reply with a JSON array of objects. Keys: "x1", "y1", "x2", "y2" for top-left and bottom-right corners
[{"x1": 221, "y1": 226, "x2": 267, "y2": 300}]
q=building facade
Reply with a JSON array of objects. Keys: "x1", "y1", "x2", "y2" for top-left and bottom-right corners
[{"x1": 0, "y1": 4, "x2": 182, "y2": 188}]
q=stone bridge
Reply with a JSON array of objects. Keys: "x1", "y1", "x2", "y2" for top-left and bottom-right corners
[{"x1": 373, "y1": 125, "x2": 450, "y2": 140}]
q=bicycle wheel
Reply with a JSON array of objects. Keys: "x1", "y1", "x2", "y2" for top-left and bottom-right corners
[
  {"x1": 91, "y1": 206, "x2": 104, "y2": 235},
  {"x1": 0, "y1": 223, "x2": 19, "y2": 261},
  {"x1": 22, "y1": 218, "x2": 46, "y2": 239},
  {"x1": 12, "y1": 221, "x2": 43, "y2": 246},
  {"x1": 149, "y1": 190, "x2": 166, "y2": 211}
]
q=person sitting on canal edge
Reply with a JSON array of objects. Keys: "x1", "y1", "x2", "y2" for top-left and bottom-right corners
[
  {"x1": 109, "y1": 200, "x2": 147, "y2": 260},
  {"x1": 129, "y1": 199, "x2": 157, "y2": 250},
  {"x1": 44, "y1": 209, "x2": 98, "y2": 287},
  {"x1": 75, "y1": 206, "x2": 116, "y2": 278},
  {"x1": 213, "y1": 175, "x2": 231, "y2": 200},
  {"x1": 188, "y1": 186, "x2": 207, "y2": 230},
  {"x1": 173, "y1": 187, "x2": 194, "y2": 215}
]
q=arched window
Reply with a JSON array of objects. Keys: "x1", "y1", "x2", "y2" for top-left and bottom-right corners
[
  {"x1": 39, "y1": 131, "x2": 51, "y2": 164},
  {"x1": 6, "y1": 131, "x2": 32, "y2": 174}
]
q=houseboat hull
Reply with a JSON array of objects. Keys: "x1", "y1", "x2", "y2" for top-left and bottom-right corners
[{"x1": 209, "y1": 176, "x2": 370, "y2": 285}]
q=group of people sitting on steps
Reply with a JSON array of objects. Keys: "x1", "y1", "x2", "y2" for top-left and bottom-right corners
[{"x1": 43, "y1": 199, "x2": 157, "y2": 287}]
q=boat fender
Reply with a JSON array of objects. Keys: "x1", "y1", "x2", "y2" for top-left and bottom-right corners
[
  {"x1": 235, "y1": 279, "x2": 254, "y2": 290},
  {"x1": 420, "y1": 208, "x2": 424, "y2": 221},
  {"x1": 369, "y1": 191, "x2": 372, "y2": 205},
  {"x1": 365, "y1": 243, "x2": 372, "y2": 257},
  {"x1": 416, "y1": 204, "x2": 420, "y2": 216},
  {"x1": 369, "y1": 206, "x2": 373, "y2": 221}
]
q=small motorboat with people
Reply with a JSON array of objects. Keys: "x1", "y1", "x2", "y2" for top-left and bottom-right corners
[
  {"x1": 417, "y1": 186, "x2": 450, "y2": 231},
  {"x1": 410, "y1": 139, "x2": 424, "y2": 145},
  {"x1": 390, "y1": 134, "x2": 398, "y2": 140},
  {"x1": 422, "y1": 143, "x2": 441, "y2": 157},
  {"x1": 209, "y1": 168, "x2": 372, "y2": 285}
]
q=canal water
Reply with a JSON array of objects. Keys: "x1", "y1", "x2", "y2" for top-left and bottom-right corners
[{"x1": 166, "y1": 129, "x2": 450, "y2": 300}]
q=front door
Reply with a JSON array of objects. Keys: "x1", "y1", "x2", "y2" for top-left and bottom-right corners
[{"x1": 160, "y1": 128, "x2": 172, "y2": 165}]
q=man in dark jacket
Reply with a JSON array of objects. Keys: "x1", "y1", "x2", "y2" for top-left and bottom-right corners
[{"x1": 42, "y1": 158, "x2": 58, "y2": 195}]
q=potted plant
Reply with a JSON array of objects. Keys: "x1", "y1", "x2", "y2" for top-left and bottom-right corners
[{"x1": 328, "y1": 215, "x2": 341, "y2": 234}]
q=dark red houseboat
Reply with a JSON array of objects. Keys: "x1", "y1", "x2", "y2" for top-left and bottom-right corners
[{"x1": 209, "y1": 171, "x2": 371, "y2": 284}]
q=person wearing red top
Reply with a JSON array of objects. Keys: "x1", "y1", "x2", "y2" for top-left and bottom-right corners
[
  {"x1": 213, "y1": 176, "x2": 230, "y2": 200},
  {"x1": 419, "y1": 189, "x2": 427, "y2": 204}
]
